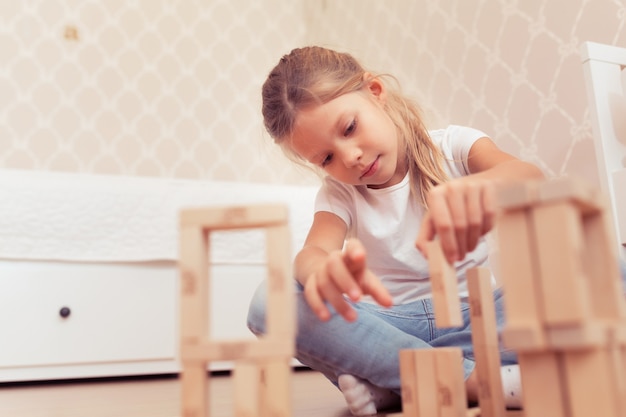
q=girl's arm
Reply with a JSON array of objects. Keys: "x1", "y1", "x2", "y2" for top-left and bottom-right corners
[
  {"x1": 295, "y1": 211, "x2": 392, "y2": 322},
  {"x1": 416, "y1": 137, "x2": 545, "y2": 263}
]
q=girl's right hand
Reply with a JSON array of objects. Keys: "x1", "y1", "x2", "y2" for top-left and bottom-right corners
[{"x1": 303, "y1": 238, "x2": 393, "y2": 322}]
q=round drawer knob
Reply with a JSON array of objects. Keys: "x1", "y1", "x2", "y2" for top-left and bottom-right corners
[{"x1": 59, "y1": 306, "x2": 71, "y2": 318}]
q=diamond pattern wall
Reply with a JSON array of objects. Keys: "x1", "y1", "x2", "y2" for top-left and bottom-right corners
[
  {"x1": 0, "y1": 0, "x2": 315, "y2": 184},
  {"x1": 1, "y1": 0, "x2": 626, "y2": 186},
  {"x1": 304, "y1": 0, "x2": 626, "y2": 184}
]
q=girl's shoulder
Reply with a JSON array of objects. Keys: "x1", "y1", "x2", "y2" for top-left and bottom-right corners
[
  {"x1": 430, "y1": 125, "x2": 491, "y2": 177},
  {"x1": 428, "y1": 125, "x2": 489, "y2": 143},
  {"x1": 318, "y1": 175, "x2": 359, "y2": 199},
  {"x1": 429, "y1": 125, "x2": 490, "y2": 156}
]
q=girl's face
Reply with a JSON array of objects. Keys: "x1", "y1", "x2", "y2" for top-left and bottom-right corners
[{"x1": 290, "y1": 79, "x2": 407, "y2": 189}]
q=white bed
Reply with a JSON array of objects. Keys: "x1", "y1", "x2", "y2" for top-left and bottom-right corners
[
  {"x1": 0, "y1": 169, "x2": 318, "y2": 382},
  {"x1": 581, "y1": 41, "x2": 626, "y2": 261}
]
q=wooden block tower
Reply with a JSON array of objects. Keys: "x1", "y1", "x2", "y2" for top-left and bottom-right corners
[
  {"x1": 428, "y1": 239, "x2": 463, "y2": 328},
  {"x1": 399, "y1": 177, "x2": 626, "y2": 417},
  {"x1": 466, "y1": 267, "x2": 506, "y2": 417},
  {"x1": 400, "y1": 347, "x2": 468, "y2": 417},
  {"x1": 178, "y1": 204, "x2": 295, "y2": 417},
  {"x1": 495, "y1": 177, "x2": 626, "y2": 417},
  {"x1": 399, "y1": 241, "x2": 508, "y2": 417}
]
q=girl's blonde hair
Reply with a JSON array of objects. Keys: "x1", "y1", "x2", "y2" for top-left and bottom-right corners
[{"x1": 261, "y1": 46, "x2": 448, "y2": 207}]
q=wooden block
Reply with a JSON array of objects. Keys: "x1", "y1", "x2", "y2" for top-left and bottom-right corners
[
  {"x1": 181, "y1": 338, "x2": 293, "y2": 362},
  {"x1": 178, "y1": 204, "x2": 294, "y2": 417},
  {"x1": 562, "y1": 348, "x2": 621, "y2": 417},
  {"x1": 259, "y1": 358, "x2": 292, "y2": 417},
  {"x1": 580, "y1": 202, "x2": 626, "y2": 323},
  {"x1": 400, "y1": 348, "x2": 468, "y2": 417},
  {"x1": 494, "y1": 209, "x2": 546, "y2": 350},
  {"x1": 376, "y1": 411, "x2": 525, "y2": 417},
  {"x1": 399, "y1": 349, "x2": 420, "y2": 417},
  {"x1": 467, "y1": 268, "x2": 505, "y2": 417},
  {"x1": 435, "y1": 348, "x2": 468, "y2": 417},
  {"x1": 179, "y1": 225, "x2": 210, "y2": 417},
  {"x1": 179, "y1": 225, "x2": 210, "y2": 343},
  {"x1": 530, "y1": 201, "x2": 591, "y2": 329},
  {"x1": 467, "y1": 409, "x2": 481, "y2": 417},
  {"x1": 265, "y1": 223, "x2": 296, "y2": 339},
  {"x1": 180, "y1": 204, "x2": 288, "y2": 230},
  {"x1": 616, "y1": 344, "x2": 626, "y2": 413},
  {"x1": 537, "y1": 177, "x2": 603, "y2": 215},
  {"x1": 465, "y1": 410, "x2": 525, "y2": 417},
  {"x1": 428, "y1": 240, "x2": 463, "y2": 328},
  {"x1": 542, "y1": 176, "x2": 626, "y2": 329},
  {"x1": 233, "y1": 361, "x2": 260, "y2": 417},
  {"x1": 500, "y1": 327, "x2": 545, "y2": 352},
  {"x1": 398, "y1": 349, "x2": 419, "y2": 417},
  {"x1": 517, "y1": 352, "x2": 567, "y2": 417},
  {"x1": 545, "y1": 323, "x2": 606, "y2": 350},
  {"x1": 534, "y1": 178, "x2": 626, "y2": 347},
  {"x1": 614, "y1": 323, "x2": 626, "y2": 344},
  {"x1": 532, "y1": 180, "x2": 624, "y2": 348},
  {"x1": 180, "y1": 363, "x2": 208, "y2": 417},
  {"x1": 400, "y1": 349, "x2": 439, "y2": 417},
  {"x1": 495, "y1": 181, "x2": 539, "y2": 211}
]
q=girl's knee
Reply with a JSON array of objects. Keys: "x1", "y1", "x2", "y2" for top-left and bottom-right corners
[
  {"x1": 246, "y1": 280, "x2": 268, "y2": 336},
  {"x1": 246, "y1": 279, "x2": 322, "y2": 338}
]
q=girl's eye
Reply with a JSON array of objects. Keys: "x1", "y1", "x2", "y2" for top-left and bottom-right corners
[
  {"x1": 321, "y1": 154, "x2": 333, "y2": 167},
  {"x1": 344, "y1": 119, "x2": 357, "y2": 137}
]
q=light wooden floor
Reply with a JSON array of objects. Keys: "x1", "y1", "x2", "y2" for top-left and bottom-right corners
[
  {"x1": 0, "y1": 369, "x2": 527, "y2": 417},
  {"x1": 0, "y1": 369, "x2": 361, "y2": 417}
]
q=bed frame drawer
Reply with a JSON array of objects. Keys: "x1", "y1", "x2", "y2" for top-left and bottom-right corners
[
  {"x1": 0, "y1": 260, "x2": 276, "y2": 382},
  {"x1": 0, "y1": 262, "x2": 176, "y2": 372}
]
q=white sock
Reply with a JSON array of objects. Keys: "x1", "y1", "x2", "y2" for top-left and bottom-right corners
[
  {"x1": 338, "y1": 374, "x2": 400, "y2": 416},
  {"x1": 500, "y1": 364, "x2": 523, "y2": 409}
]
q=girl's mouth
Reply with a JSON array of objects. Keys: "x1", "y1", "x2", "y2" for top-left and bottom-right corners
[{"x1": 360, "y1": 157, "x2": 379, "y2": 179}]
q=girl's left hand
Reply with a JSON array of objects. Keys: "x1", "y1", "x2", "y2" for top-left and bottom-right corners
[{"x1": 415, "y1": 179, "x2": 497, "y2": 264}]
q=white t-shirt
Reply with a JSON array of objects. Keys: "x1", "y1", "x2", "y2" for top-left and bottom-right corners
[{"x1": 314, "y1": 125, "x2": 492, "y2": 305}]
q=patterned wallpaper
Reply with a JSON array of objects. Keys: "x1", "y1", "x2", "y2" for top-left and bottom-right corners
[
  {"x1": 0, "y1": 0, "x2": 315, "y2": 184},
  {"x1": 1, "y1": 0, "x2": 625, "y2": 186},
  {"x1": 304, "y1": 0, "x2": 626, "y2": 185}
]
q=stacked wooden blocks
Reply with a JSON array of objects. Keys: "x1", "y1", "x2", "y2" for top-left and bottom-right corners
[
  {"x1": 398, "y1": 177, "x2": 626, "y2": 417},
  {"x1": 496, "y1": 177, "x2": 626, "y2": 417},
  {"x1": 178, "y1": 204, "x2": 294, "y2": 417},
  {"x1": 177, "y1": 177, "x2": 625, "y2": 417},
  {"x1": 399, "y1": 244, "x2": 507, "y2": 417}
]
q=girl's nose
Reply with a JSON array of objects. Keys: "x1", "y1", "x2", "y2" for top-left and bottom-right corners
[{"x1": 340, "y1": 145, "x2": 362, "y2": 167}]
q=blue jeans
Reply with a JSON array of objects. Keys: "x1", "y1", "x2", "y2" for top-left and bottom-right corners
[
  {"x1": 247, "y1": 280, "x2": 516, "y2": 396},
  {"x1": 248, "y1": 260, "x2": 626, "y2": 395}
]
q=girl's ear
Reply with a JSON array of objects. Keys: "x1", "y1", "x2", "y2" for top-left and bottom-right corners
[{"x1": 363, "y1": 72, "x2": 387, "y2": 104}]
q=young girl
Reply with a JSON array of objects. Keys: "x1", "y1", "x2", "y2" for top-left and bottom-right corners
[{"x1": 247, "y1": 46, "x2": 545, "y2": 415}]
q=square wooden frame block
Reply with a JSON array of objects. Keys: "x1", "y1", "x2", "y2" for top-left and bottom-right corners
[{"x1": 178, "y1": 204, "x2": 295, "y2": 417}]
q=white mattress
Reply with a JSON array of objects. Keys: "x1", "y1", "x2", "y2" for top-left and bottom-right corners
[
  {"x1": 0, "y1": 170, "x2": 318, "y2": 379},
  {"x1": 0, "y1": 169, "x2": 319, "y2": 264}
]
